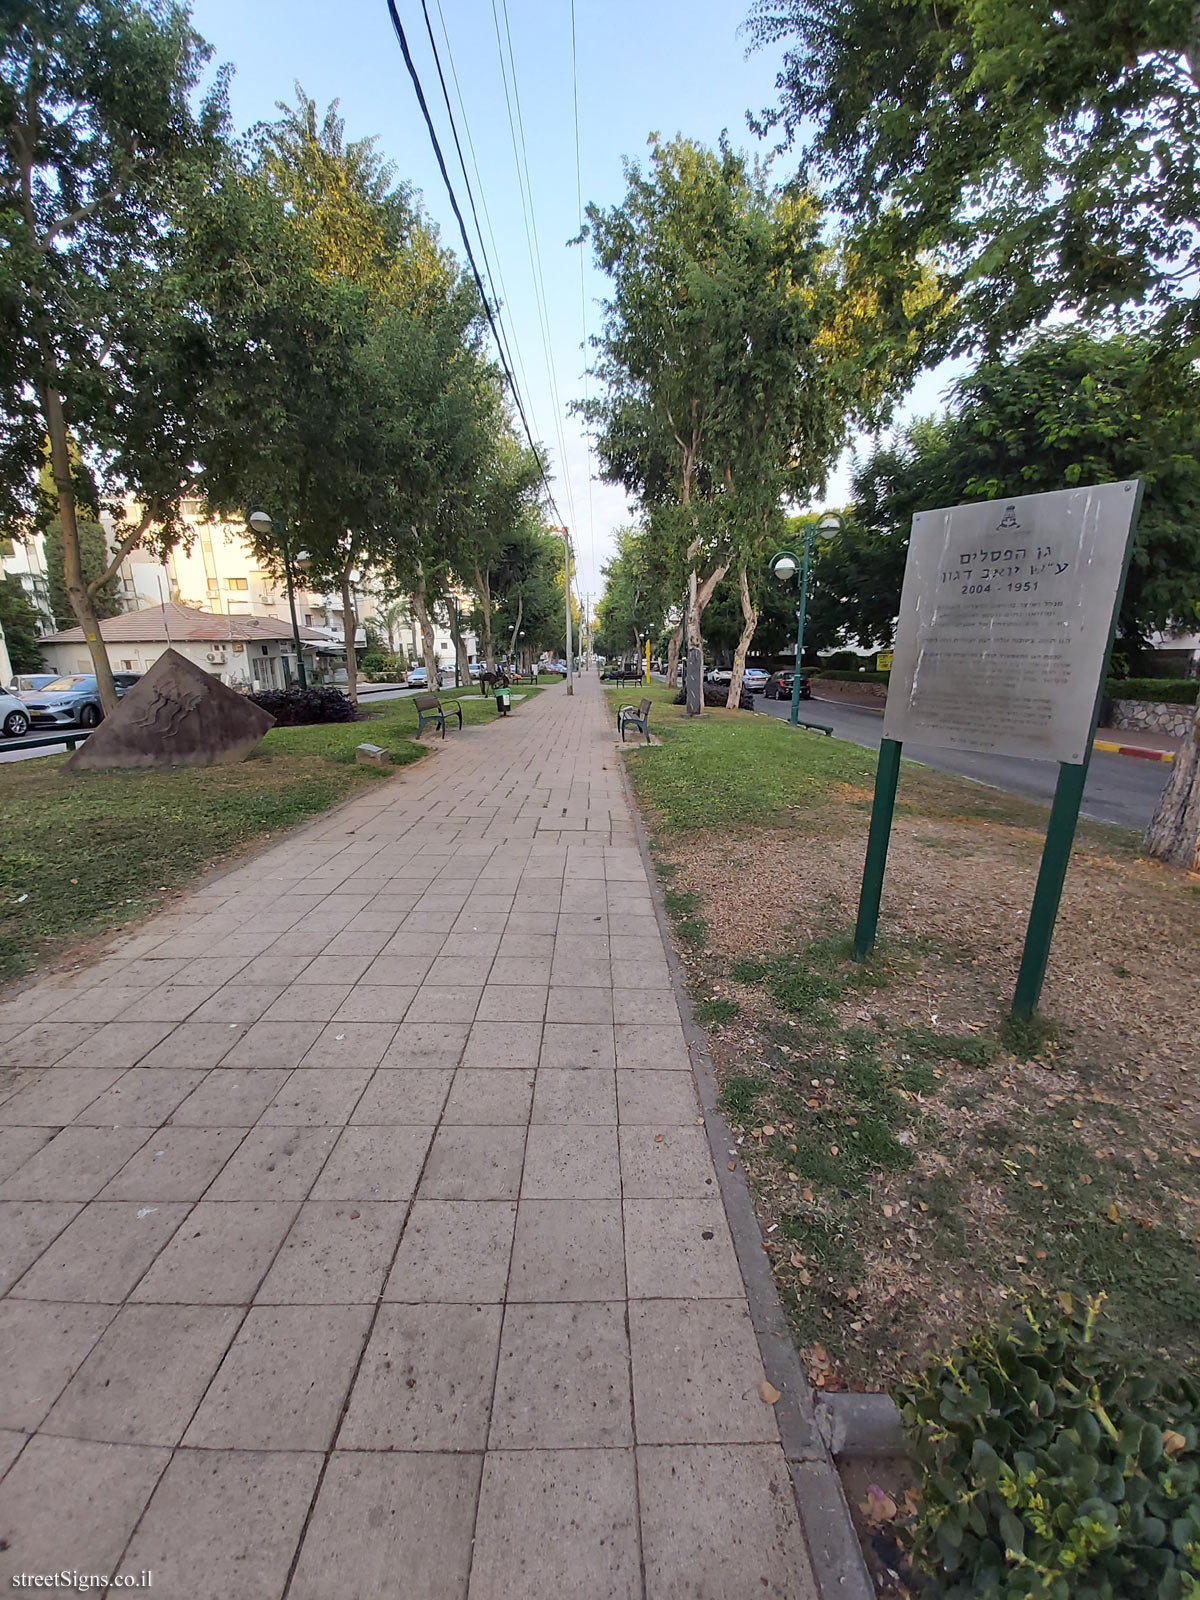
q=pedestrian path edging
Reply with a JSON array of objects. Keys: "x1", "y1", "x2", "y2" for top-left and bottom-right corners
[{"x1": 614, "y1": 751, "x2": 876, "y2": 1600}]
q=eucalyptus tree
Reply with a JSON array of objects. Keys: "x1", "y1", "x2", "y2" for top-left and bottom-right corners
[
  {"x1": 583, "y1": 135, "x2": 937, "y2": 710},
  {"x1": 1, "y1": 0, "x2": 230, "y2": 710}
]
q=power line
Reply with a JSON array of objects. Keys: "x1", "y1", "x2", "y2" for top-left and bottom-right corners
[
  {"x1": 384, "y1": 0, "x2": 564, "y2": 524},
  {"x1": 569, "y1": 0, "x2": 598, "y2": 593}
]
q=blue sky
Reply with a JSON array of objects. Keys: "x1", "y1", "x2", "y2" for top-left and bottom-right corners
[{"x1": 190, "y1": 0, "x2": 958, "y2": 599}]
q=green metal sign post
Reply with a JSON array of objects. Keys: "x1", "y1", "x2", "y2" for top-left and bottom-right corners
[{"x1": 850, "y1": 481, "x2": 1143, "y2": 1023}]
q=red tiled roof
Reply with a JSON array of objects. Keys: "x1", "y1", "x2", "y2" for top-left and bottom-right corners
[{"x1": 40, "y1": 602, "x2": 328, "y2": 645}]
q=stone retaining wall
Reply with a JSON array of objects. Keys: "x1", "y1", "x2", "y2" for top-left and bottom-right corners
[
  {"x1": 1110, "y1": 698, "x2": 1195, "y2": 738},
  {"x1": 810, "y1": 679, "x2": 888, "y2": 707}
]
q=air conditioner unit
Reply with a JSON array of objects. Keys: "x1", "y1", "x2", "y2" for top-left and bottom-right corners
[{"x1": 206, "y1": 651, "x2": 227, "y2": 665}]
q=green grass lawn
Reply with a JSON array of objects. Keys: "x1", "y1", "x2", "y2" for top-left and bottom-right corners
[
  {"x1": 0, "y1": 685, "x2": 545, "y2": 985},
  {"x1": 603, "y1": 682, "x2": 1136, "y2": 851}
]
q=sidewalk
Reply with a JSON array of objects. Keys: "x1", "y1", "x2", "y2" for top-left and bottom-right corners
[{"x1": 0, "y1": 673, "x2": 832, "y2": 1599}]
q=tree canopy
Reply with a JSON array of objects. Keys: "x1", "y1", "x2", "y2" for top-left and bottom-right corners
[{"x1": 746, "y1": 0, "x2": 1200, "y2": 350}]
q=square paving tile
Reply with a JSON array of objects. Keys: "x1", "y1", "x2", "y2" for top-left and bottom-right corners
[
  {"x1": 138, "y1": 1022, "x2": 248, "y2": 1070},
  {"x1": 259, "y1": 1068, "x2": 372, "y2": 1125},
  {"x1": 521, "y1": 1125, "x2": 620, "y2": 1200},
  {"x1": 637, "y1": 1444, "x2": 815, "y2": 1599},
  {"x1": 98, "y1": 1127, "x2": 244, "y2": 1201},
  {"x1": 3, "y1": 1022, "x2": 104, "y2": 1070},
  {"x1": 490, "y1": 1301, "x2": 632, "y2": 1448},
  {"x1": 406, "y1": 986, "x2": 482, "y2": 1023},
  {"x1": 51, "y1": 984, "x2": 156, "y2": 1023},
  {"x1": 339, "y1": 1302, "x2": 502, "y2": 1450},
  {"x1": 0, "y1": 1126, "x2": 151, "y2": 1202},
  {"x1": 381, "y1": 1021, "x2": 470, "y2": 1067},
  {"x1": 0, "y1": 1067, "x2": 126, "y2": 1127},
  {"x1": 121, "y1": 1447, "x2": 322, "y2": 1597},
  {"x1": 263, "y1": 984, "x2": 354, "y2": 1022},
  {"x1": 130, "y1": 1200, "x2": 299, "y2": 1304},
  {"x1": 220, "y1": 1020, "x2": 323, "y2": 1071},
  {"x1": 489, "y1": 954, "x2": 551, "y2": 985},
  {"x1": 167, "y1": 1068, "x2": 289, "y2": 1125},
  {"x1": 290, "y1": 1453, "x2": 482, "y2": 1600},
  {"x1": 475, "y1": 984, "x2": 547, "y2": 1022},
  {"x1": 184, "y1": 1304, "x2": 371, "y2": 1450},
  {"x1": 531, "y1": 1068, "x2": 616, "y2": 1124},
  {"x1": 417, "y1": 1126, "x2": 526, "y2": 1201},
  {"x1": 257, "y1": 1202, "x2": 406, "y2": 1304},
  {"x1": 72, "y1": 1068, "x2": 208, "y2": 1127},
  {"x1": 384, "y1": 1200, "x2": 517, "y2": 1303},
  {"x1": 116, "y1": 982, "x2": 222, "y2": 1023},
  {"x1": 205, "y1": 1125, "x2": 338, "y2": 1201},
  {"x1": 351, "y1": 1068, "x2": 452, "y2": 1124},
  {"x1": 0, "y1": 1126, "x2": 55, "y2": 1183},
  {"x1": 10, "y1": 1201, "x2": 191, "y2": 1302},
  {"x1": 310, "y1": 1124, "x2": 434, "y2": 1202},
  {"x1": 236, "y1": 953, "x2": 313, "y2": 986},
  {"x1": 0, "y1": 1300, "x2": 114, "y2": 1429},
  {"x1": 300, "y1": 1021, "x2": 398, "y2": 1070},
  {"x1": 0, "y1": 1435, "x2": 170, "y2": 1585},
  {"x1": 624, "y1": 1198, "x2": 744, "y2": 1299},
  {"x1": 629, "y1": 1300, "x2": 777, "y2": 1446},
  {"x1": 0, "y1": 1200, "x2": 81, "y2": 1295},
  {"x1": 616, "y1": 1070, "x2": 701, "y2": 1124},
  {"x1": 361, "y1": 953, "x2": 437, "y2": 985},
  {"x1": 619, "y1": 1125, "x2": 717, "y2": 1198},
  {"x1": 468, "y1": 1448, "x2": 640, "y2": 1600},
  {"x1": 188, "y1": 985, "x2": 286, "y2": 1025},
  {"x1": 333, "y1": 986, "x2": 417, "y2": 1023},
  {"x1": 612, "y1": 989, "x2": 680, "y2": 1023},
  {"x1": 539, "y1": 1023, "x2": 616, "y2": 1071},
  {"x1": 614, "y1": 1022, "x2": 691, "y2": 1071},
  {"x1": 507, "y1": 1200, "x2": 625, "y2": 1302},
  {"x1": 442, "y1": 1069, "x2": 534, "y2": 1126},
  {"x1": 545, "y1": 987, "x2": 614, "y2": 1024},
  {"x1": 293, "y1": 954, "x2": 374, "y2": 986},
  {"x1": 41, "y1": 1304, "x2": 241, "y2": 1445},
  {"x1": 461, "y1": 1021, "x2": 543, "y2": 1071}
]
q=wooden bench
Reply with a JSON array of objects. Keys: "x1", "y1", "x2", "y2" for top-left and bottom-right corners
[
  {"x1": 617, "y1": 697, "x2": 652, "y2": 743},
  {"x1": 413, "y1": 692, "x2": 463, "y2": 739},
  {"x1": 604, "y1": 668, "x2": 643, "y2": 687}
]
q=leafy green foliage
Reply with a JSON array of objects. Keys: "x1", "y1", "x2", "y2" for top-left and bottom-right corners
[
  {"x1": 896, "y1": 1300, "x2": 1200, "y2": 1598},
  {"x1": 850, "y1": 330, "x2": 1200, "y2": 644},
  {"x1": 0, "y1": 575, "x2": 45, "y2": 672},
  {"x1": 747, "y1": 0, "x2": 1200, "y2": 348},
  {"x1": 42, "y1": 519, "x2": 120, "y2": 626},
  {"x1": 1110, "y1": 680, "x2": 1199, "y2": 705},
  {"x1": 693, "y1": 996, "x2": 740, "y2": 1026}
]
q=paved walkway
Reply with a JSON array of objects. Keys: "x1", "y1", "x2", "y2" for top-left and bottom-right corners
[{"x1": 0, "y1": 674, "x2": 819, "y2": 1599}]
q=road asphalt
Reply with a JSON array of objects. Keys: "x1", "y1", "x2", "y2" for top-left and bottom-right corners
[{"x1": 754, "y1": 693, "x2": 1170, "y2": 832}]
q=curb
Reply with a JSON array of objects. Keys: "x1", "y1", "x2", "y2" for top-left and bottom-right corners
[
  {"x1": 1092, "y1": 738, "x2": 1176, "y2": 762},
  {"x1": 613, "y1": 748, "x2": 876, "y2": 1600}
]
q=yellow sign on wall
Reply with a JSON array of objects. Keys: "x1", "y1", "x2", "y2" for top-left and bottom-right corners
[{"x1": 876, "y1": 651, "x2": 894, "y2": 672}]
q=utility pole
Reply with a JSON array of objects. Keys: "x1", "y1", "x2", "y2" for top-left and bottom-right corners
[{"x1": 551, "y1": 526, "x2": 573, "y2": 696}]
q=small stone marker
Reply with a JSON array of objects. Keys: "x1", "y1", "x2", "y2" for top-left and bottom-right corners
[{"x1": 355, "y1": 743, "x2": 389, "y2": 767}]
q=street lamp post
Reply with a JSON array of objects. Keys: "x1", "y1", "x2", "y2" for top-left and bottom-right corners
[
  {"x1": 248, "y1": 511, "x2": 307, "y2": 690},
  {"x1": 549, "y1": 525, "x2": 573, "y2": 696},
  {"x1": 770, "y1": 512, "x2": 844, "y2": 726},
  {"x1": 450, "y1": 596, "x2": 461, "y2": 688}
]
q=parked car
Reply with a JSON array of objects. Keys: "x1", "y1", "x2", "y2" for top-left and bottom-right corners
[
  {"x1": 0, "y1": 689, "x2": 32, "y2": 738},
  {"x1": 19, "y1": 672, "x2": 140, "y2": 728},
  {"x1": 742, "y1": 667, "x2": 770, "y2": 692},
  {"x1": 468, "y1": 662, "x2": 483, "y2": 678},
  {"x1": 763, "y1": 670, "x2": 811, "y2": 701},
  {"x1": 7, "y1": 674, "x2": 56, "y2": 695},
  {"x1": 705, "y1": 667, "x2": 733, "y2": 685},
  {"x1": 405, "y1": 666, "x2": 443, "y2": 690}
]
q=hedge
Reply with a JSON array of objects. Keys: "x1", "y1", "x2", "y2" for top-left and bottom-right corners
[
  {"x1": 810, "y1": 668, "x2": 892, "y2": 683},
  {"x1": 1107, "y1": 678, "x2": 1198, "y2": 705}
]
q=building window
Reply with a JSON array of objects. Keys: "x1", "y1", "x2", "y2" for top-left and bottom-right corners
[
  {"x1": 120, "y1": 660, "x2": 135, "y2": 671},
  {"x1": 225, "y1": 577, "x2": 248, "y2": 591}
]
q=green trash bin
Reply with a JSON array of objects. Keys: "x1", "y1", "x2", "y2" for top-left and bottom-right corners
[{"x1": 495, "y1": 687, "x2": 511, "y2": 716}]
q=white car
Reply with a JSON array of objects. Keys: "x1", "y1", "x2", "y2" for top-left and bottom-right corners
[
  {"x1": 0, "y1": 690, "x2": 32, "y2": 739},
  {"x1": 742, "y1": 668, "x2": 770, "y2": 692}
]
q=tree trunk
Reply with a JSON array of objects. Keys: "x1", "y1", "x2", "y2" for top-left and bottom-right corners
[
  {"x1": 726, "y1": 562, "x2": 758, "y2": 709},
  {"x1": 1144, "y1": 700, "x2": 1200, "y2": 870},
  {"x1": 683, "y1": 555, "x2": 732, "y2": 715},
  {"x1": 474, "y1": 564, "x2": 495, "y2": 672},
  {"x1": 508, "y1": 592, "x2": 524, "y2": 662},
  {"x1": 447, "y1": 602, "x2": 471, "y2": 688},
  {"x1": 665, "y1": 621, "x2": 683, "y2": 690},
  {"x1": 340, "y1": 555, "x2": 358, "y2": 706},
  {"x1": 40, "y1": 378, "x2": 119, "y2": 713},
  {"x1": 411, "y1": 562, "x2": 439, "y2": 687}
]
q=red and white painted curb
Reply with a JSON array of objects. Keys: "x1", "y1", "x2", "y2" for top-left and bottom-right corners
[{"x1": 1093, "y1": 739, "x2": 1176, "y2": 763}]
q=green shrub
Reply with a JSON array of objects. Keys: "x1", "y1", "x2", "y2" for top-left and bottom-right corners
[
  {"x1": 896, "y1": 1297, "x2": 1200, "y2": 1598},
  {"x1": 1105, "y1": 678, "x2": 1198, "y2": 706}
]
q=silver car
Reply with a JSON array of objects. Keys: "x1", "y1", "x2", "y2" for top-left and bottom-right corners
[
  {"x1": 0, "y1": 689, "x2": 32, "y2": 739},
  {"x1": 21, "y1": 672, "x2": 140, "y2": 728}
]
